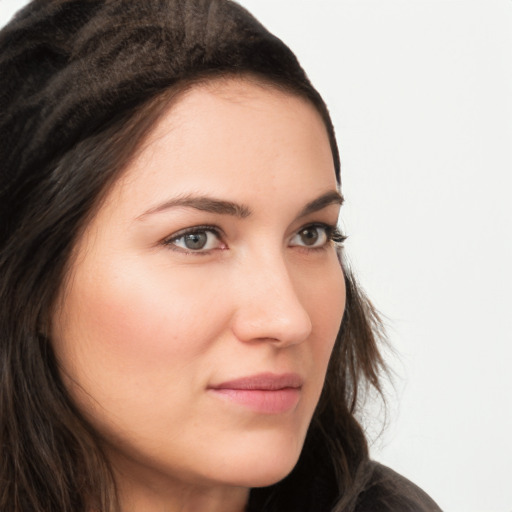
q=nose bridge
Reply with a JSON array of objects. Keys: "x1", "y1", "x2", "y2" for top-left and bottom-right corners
[{"x1": 231, "y1": 245, "x2": 313, "y2": 346}]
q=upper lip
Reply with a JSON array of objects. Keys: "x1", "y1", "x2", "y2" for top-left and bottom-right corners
[{"x1": 209, "y1": 372, "x2": 304, "y2": 391}]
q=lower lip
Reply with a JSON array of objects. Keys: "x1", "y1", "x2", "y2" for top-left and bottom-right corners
[{"x1": 209, "y1": 388, "x2": 301, "y2": 414}]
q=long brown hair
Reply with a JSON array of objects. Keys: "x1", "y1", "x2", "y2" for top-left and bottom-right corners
[{"x1": 0, "y1": 1, "x2": 386, "y2": 511}]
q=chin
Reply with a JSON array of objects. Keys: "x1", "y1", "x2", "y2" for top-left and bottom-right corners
[{"x1": 210, "y1": 433, "x2": 305, "y2": 489}]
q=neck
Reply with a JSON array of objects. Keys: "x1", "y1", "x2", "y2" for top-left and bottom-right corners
[
  {"x1": 111, "y1": 458, "x2": 250, "y2": 512},
  {"x1": 118, "y1": 483, "x2": 249, "y2": 512}
]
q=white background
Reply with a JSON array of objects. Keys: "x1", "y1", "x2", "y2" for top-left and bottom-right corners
[{"x1": 1, "y1": 1, "x2": 511, "y2": 511}]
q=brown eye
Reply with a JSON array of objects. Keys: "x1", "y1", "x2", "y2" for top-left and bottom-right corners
[
  {"x1": 299, "y1": 227, "x2": 320, "y2": 246},
  {"x1": 290, "y1": 225, "x2": 330, "y2": 248}
]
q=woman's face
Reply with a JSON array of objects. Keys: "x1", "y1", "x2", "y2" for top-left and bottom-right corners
[{"x1": 52, "y1": 79, "x2": 345, "y2": 498}]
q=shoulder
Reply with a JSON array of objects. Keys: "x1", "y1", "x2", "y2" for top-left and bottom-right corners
[{"x1": 354, "y1": 461, "x2": 443, "y2": 512}]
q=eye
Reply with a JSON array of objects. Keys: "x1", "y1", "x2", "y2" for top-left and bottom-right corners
[
  {"x1": 290, "y1": 224, "x2": 341, "y2": 248},
  {"x1": 164, "y1": 226, "x2": 225, "y2": 253}
]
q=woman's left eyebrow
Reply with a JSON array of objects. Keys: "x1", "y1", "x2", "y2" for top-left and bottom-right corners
[{"x1": 297, "y1": 190, "x2": 344, "y2": 218}]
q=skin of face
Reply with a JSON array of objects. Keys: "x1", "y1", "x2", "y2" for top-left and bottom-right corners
[{"x1": 51, "y1": 78, "x2": 346, "y2": 512}]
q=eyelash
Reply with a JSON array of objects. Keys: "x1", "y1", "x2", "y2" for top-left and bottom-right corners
[{"x1": 162, "y1": 223, "x2": 347, "y2": 255}]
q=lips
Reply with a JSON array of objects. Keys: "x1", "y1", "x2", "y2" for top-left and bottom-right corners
[{"x1": 208, "y1": 373, "x2": 303, "y2": 414}]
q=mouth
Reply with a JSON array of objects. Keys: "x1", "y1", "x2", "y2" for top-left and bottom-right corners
[{"x1": 208, "y1": 373, "x2": 303, "y2": 414}]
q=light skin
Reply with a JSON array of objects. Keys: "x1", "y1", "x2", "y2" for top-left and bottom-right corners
[{"x1": 51, "y1": 78, "x2": 346, "y2": 512}]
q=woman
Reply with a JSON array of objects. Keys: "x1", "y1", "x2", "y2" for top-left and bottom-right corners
[{"x1": 0, "y1": 1, "x2": 441, "y2": 511}]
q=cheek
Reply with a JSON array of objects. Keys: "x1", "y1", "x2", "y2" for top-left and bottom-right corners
[
  {"x1": 304, "y1": 260, "x2": 345, "y2": 357},
  {"x1": 51, "y1": 255, "x2": 229, "y2": 411},
  {"x1": 296, "y1": 258, "x2": 346, "y2": 407}
]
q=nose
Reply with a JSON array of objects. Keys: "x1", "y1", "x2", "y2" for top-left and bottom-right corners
[{"x1": 230, "y1": 251, "x2": 313, "y2": 347}]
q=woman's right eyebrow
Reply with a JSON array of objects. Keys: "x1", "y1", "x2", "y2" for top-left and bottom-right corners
[{"x1": 137, "y1": 195, "x2": 252, "y2": 220}]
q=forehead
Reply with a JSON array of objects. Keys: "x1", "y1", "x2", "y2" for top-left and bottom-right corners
[{"x1": 105, "y1": 78, "x2": 337, "y2": 217}]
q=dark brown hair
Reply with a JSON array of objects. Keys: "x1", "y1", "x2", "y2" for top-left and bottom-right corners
[{"x1": 0, "y1": 1, "x2": 385, "y2": 511}]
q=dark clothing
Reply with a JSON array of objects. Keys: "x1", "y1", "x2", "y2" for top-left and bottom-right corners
[
  {"x1": 354, "y1": 462, "x2": 442, "y2": 512},
  {"x1": 248, "y1": 461, "x2": 442, "y2": 512}
]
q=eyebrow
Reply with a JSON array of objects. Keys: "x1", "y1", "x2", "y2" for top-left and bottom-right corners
[
  {"x1": 139, "y1": 195, "x2": 251, "y2": 219},
  {"x1": 298, "y1": 190, "x2": 344, "y2": 218},
  {"x1": 138, "y1": 190, "x2": 343, "y2": 220}
]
